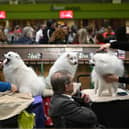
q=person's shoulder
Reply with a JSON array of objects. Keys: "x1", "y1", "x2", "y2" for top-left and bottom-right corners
[
  {"x1": 51, "y1": 94, "x2": 71, "y2": 107},
  {"x1": 52, "y1": 94, "x2": 71, "y2": 103}
]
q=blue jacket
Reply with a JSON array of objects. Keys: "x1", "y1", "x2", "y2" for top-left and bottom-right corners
[{"x1": 0, "y1": 81, "x2": 11, "y2": 92}]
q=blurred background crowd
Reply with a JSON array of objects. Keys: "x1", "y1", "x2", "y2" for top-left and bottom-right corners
[{"x1": 0, "y1": 19, "x2": 128, "y2": 45}]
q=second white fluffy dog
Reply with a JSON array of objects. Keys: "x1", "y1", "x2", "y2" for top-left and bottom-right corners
[
  {"x1": 91, "y1": 52, "x2": 124, "y2": 96},
  {"x1": 45, "y1": 52, "x2": 79, "y2": 89}
]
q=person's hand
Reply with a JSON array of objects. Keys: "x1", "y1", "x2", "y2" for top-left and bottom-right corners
[
  {"x1": 98, "y1": 43, "x2": 111, "y2": 52},
  {"x1": 81, "y1": 93, "x2": 90, "y2": 103},
  {"x1": 103, "y1": 74, "x2": 119, "y2": 83},
  {"x1": 11, "y1": 84, "x2": 17, "y2": 92}
]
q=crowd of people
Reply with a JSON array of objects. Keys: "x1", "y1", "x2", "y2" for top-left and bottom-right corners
[{"x1": 0, "y1": 19, "x2": 126, "y2": 45}]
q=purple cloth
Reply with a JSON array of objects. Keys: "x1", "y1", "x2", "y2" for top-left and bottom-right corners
[
  {"x1": 28, "y1": 96, "x2": 45, "y2": 128},
  {"x1": 32, "y1": 96, "x2": 42, "y2": 105}
]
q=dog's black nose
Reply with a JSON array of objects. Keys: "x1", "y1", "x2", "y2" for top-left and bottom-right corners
[
  {"x1": 74, "y1": 62, "x2": 78, "y2": 65},
  {"x1": 91, "y1": 64, "x2": 95, "y2": 66}
]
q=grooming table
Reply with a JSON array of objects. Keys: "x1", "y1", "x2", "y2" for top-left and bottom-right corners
[
  {"x1": 0, "y1": 94, "x2": 44, "y2": 128},
  {"x1": 82, "y1": 88, "x2": 129, "y2": 128}
]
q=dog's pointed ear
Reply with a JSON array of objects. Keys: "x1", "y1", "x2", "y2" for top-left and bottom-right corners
[
  {"x1": 16, "y1": 55, "x2": 19, "y2": 59},
  {"x1": 76, "y1": 52, "x2": 79, "y2": 58},
  {"x1": 16, "y1": 55, "x2": 21, "y2": 59}
]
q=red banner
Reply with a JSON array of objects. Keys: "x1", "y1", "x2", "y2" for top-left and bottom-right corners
[
  {"x1": 0, "y1": 11, "x2": 6, "y2": 19},
  {"x1": 59, "y1": 10, "x2": 73, "y2": 19}
]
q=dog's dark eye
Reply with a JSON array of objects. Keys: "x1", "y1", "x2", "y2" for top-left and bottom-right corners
[{"x1": 8, "y1": 54, "x2": 11, "y2": 56}]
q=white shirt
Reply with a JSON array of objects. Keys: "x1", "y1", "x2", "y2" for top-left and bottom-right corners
[
  {"x1": 35, "y1": 29, "x2": 43, "y2": 43},
  {"x1": 62, "y1": 94, "x2": 74, "y2": 101}
]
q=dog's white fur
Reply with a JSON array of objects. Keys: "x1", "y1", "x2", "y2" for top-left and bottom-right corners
[
  {"x1": 3, "y1": 51, "x2": 53, "y2": 97},
  {"x1": 91, "y1": 52, "x2": 124, "y2": 96},
  {"x1": 45, "y1": 52, "x2": 78, "y2": 89}
]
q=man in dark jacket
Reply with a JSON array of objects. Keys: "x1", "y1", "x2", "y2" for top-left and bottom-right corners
[
  {"x1": 39, "y1": 20, "x2": 56, "y2": 44},
  {"x1": 49, "y1": 70, "x2": 101, "y2": 128}
]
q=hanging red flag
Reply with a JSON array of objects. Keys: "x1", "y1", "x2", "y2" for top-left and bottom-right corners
[{"x1": 0, "y1": 11, "x2": 6, "y2": 19}]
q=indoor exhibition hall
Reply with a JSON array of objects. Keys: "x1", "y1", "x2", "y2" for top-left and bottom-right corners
[{"x1": 0, "y1": 0, "x2": 129, "y2": 128}]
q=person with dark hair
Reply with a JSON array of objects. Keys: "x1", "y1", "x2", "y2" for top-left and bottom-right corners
[
  {"x1": 103, "y1": 26, "x2": 115, "y2": 38},
  {"x1": 102, "y1": 26, "x2": 116, "y2": 43},
  {"x1": 49, "y1": 70, "x2": 103, "y2": 128},
  {"x1": 95, "y1": 33, "x2": 105, "y2": 44},
  {"x1": 67, "y1": 25, "x2": 77, "y2": 44},
  {"x1": 115, "y1": 26, "x2": 128, "y2": 42},
  {"x1": 87, "y1": 26, "x2": 95, "y2": 44},
  {"x1": 49, "y1": 28, "x2": 66, "y2": 44},
  {"x1": 40, "y1": 20, "x2": 56, "y2": 44}
]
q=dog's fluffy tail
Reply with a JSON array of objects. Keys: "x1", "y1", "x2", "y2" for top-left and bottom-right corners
[
  {"x1": 38, "y1": 76, "x2": 53, "y2": 97},
  {"x1": 42, "y1": 88, "x2": 53, "y2": 97}
]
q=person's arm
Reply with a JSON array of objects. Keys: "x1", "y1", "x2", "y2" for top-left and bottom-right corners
[
  {"x1": 0, "y1": 81, "x2": 11, "y2": 92},
  {"x1": 110, "y1": 41, "x2": 129, "y2": 51},
  {"x1": 99, "y1": 41, "x2": 129, "y2": 51},
  {"x1": 103, "y1": 74, "x2": 129, "y2": 84},
  {"x1": 72, "y1": 91, "x2": 90, "y2": 107},
  {"x1": 0, "y1": 81, "x2": 17, "y2": 92},
  {"x1": 61, "y1": 100, "x2": 97, "y2": 125},
  {"x1": 119, "y1": 77, "x2": 129, "y2": 84}
]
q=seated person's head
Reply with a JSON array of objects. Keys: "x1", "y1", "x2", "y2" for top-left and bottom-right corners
[{"x1": 51, "y1": 70, "x2": 73, "y2": 95}]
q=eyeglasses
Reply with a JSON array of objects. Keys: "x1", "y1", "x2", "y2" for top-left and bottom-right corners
[
  {"x1": 65, "y1": 79, "x2": 73, "y2": 85},
  {"x1": 65, "y1": 80, "x2": 74, "y2": 85}
]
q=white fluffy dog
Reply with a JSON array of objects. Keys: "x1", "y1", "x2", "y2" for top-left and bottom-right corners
[
  {"x1": 91, "y1": 52, "x2": 124, "y2": 96},
  {"x1": 45, "y1": 52, "x2": 78, "y2": 89},
  {"x1": 3, "y1": 51, "x2": 53, "y2": 97}
]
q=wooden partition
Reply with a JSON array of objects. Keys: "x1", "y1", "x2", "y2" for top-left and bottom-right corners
[
  {"x1": 0, "y1": 44, "x2": 129, "y2": 89},
  {"x1": 0, "y1": 44, "x2": 100, "y2": 63}
]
